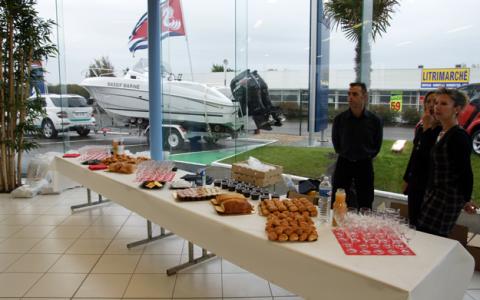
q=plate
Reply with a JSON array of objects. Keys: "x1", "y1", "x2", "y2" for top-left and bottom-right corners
[{"x1": 140, "y1": 180, "x2": 165, "y2": 190}]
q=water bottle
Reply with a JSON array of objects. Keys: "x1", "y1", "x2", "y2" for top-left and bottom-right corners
[{"x1": 318, "y1": 176, "x2": 332, "y2": 224}]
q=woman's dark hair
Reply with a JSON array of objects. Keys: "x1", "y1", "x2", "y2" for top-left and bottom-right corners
[
  {"x1": 435, "y1": 87, "x2": 468, "y2": 108},
  {"x1": 423, "y1": 91, "x2": 436, "y2": 109}
]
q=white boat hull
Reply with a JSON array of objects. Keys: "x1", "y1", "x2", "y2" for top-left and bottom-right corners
[{"x1": 81, "y1": 76, "x2": 243, "y2": 132}]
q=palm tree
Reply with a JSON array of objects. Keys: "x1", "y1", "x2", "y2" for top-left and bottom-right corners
[{"x1": 324, "y1": 0, "x2": 399, "y2": 82}]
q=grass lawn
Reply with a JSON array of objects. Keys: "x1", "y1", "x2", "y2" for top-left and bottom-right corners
[{"x1": 220, "y1": 140, "x2": 480, "y2": 202}]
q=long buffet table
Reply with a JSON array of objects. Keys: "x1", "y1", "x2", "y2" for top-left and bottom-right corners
[{"x1": 53, "y1": 156, "x2": 474, "y2": 300}]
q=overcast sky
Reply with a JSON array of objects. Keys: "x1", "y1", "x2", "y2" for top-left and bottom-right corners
[{"x1": 36, "y1": 0, "x2": 480, "y2": 84}]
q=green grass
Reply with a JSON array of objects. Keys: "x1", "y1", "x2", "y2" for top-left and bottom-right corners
[{"x1": 220, "y1": 141, "x2": 480, "y2": 202}]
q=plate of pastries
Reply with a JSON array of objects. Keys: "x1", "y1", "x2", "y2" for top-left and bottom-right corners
[
  {"x1": 141, "y1": 180, "x2": 165, "y2": 190},
  {"x1": 210, "y1": 193, "x2": 254, "y2": 215},
  {"x1": 101, "y1": 155, "x2": 150, "y2": 174},
  {"x1": 265, "y1": 211, "x2": 318, "y2": 242},
  {"x1": 174, "y1": 187, "x2": 223, "y2": 201},
  {"x1": 259, "y1": 198, "x2": 318, "y2": 217}
]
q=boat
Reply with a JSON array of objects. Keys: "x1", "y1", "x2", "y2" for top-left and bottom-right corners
[{"x1": 80, "y1": 59, "x2": 244, "y2": 136}]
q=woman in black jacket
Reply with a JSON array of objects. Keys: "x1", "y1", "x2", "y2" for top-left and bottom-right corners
[
  {"x1": 403, "y1": 91, "x2": 442, "y2": 227},
  {"x1": 417, "y1": 88, "x2": 474, "y2": 237}
]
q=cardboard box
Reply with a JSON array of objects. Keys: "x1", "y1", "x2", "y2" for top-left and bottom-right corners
[
  {"x1": 231, "y1": 161, "x2": 283, "y2": 187},
  {"x1": 287, "y1": 191, "x2": 319, "y2": 205}
]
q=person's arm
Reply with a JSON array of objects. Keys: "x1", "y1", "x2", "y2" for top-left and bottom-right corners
[
  {"x1": 402, "y1": 126, "x2": 422, "y2": 182},
  {"x1": 372, "y1": 116, "x2": 383, "y2": 158},
  {"x1": 332, "y1": 115, "x2": 341, "y2": 154},
  {"x1": 449, "y1": 130, "x2": 473, "y2": 202}
]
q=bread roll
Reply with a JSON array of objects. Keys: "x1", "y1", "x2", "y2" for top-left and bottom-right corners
[{"x1": 220, "y1": 198, "x2": 252, "y2": 214}]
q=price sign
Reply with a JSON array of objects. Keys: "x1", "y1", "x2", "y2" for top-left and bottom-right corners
[{"x1": 390, "y1": 93, "x2": 403, "y2": 112}]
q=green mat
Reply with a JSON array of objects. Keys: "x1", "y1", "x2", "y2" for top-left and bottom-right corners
[{"x1": 170, "y1": 143, "x2": 266, "y2": 165}]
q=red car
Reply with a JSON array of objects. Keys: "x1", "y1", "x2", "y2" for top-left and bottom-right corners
[{"x1": 457, "y1": 84, "x2": 480, "y2": 154}]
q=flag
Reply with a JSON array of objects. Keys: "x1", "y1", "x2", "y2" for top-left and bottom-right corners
[{"x1": 128, "y1": 0, "x2": 186, "y2": 54}]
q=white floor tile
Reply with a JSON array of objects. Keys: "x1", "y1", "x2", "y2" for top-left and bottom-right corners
[
  {"x1": 222, "y1": 258, "x2": 249, "y2": 273},
  {"x1": 75, "y1": 274, "x2": 131, "y2": 298},
  {"x1": 124, "y1": 215, "x2": 148, "y2": 226},
  {"x1": 10, "y1": 225, "x2": 55, "y2": 238},
  {"x1": 28, "y1": 238, "x2": 76, "y2": 254},
  {"x1": 24, "y1": 273, "x2": 86, "y2": 297},
  {"x1": 0, "y1": 273, "x2": 43, "y2": 297},
  {"x1": 61, "y1": 215, "x2": 99, "y2": 226},
  {"x1": 134, "y1": 254, "x2": 181, "y2": 273},
  {"x1": 48, "y1": 254, "x2": 100, "y2": 273},
  {"x1": 93, "y1": 215, "x2": 128, "y2": 226},
  {"x1": 123, "y1": 274, "x2": 176, "y2": 298},
  {"x1": 0, "y1": 225, "x2": 23, "y2": 238},
  {"x1": 0, "y1": 215, "x2": 39, "y2": 225},
  {"x1": 464, "y1": 291, "x2": 475, "y2": 300},
  {"x1": 66, "y1": 239, "x2": 111, "y2": 254},
  {"x1": 79, "y1": 226, "x2": 120, "y2": 239},
  {"x1": 5, "y1": 253, "x2": 60, "y2": 273},
  {"x1": 0, "y1": 253, "x2": 22, "y2": 271},
  {"x1": 224, "y1": 298, "x2": 272, "y2": 300},
  {"x1": 173, "y1": 273, "x2": 222, "y2": 298},
  {"x1": 115, "y1": 226, "x2": 150, "y2": 239},
  {"x1": 28, "y1": 215, "x2": 68, "y2": 226},
  {"x1": 46, "y1": 225, "x2": 88, "y2": 238},
  {"x1": 273, "y1": 297, "x2": 304, "y2": 300},
  {"x1": 467, "y1": 290, "x2": 480, "y2": 300},
  {"x1": 91, "y1": 254, "x2": 140, "y2": 273},
  {"x1": 222, "y1": 273, "x2": 271, "y2": 298},
  {"x1": 143, "y1": 236, "x2": 185, "y2": 254},
  {"x1": 105, "y1": 238, "x2": 146, "y2": 254},
  {"x1": 0, "y1": 238, "x2": 41, "y2": 253}
]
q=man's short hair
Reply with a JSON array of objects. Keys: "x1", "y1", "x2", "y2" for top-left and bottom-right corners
[{"x1": 349, "y1": 82, "x2": 367, "y2": 94}]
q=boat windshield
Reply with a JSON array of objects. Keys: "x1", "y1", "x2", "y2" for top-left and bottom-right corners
[{"x1": 132, "y1": 58, "x2": 172, "y2": 75}]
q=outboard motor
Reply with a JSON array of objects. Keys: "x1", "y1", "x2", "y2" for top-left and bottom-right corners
[{"x1": 230, "y1": 69, "x2": 285, "y2": 130}]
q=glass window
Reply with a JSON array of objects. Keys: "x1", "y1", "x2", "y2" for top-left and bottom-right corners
[{"x1": 50, "y1": 96, "x2": 88, "y2": 108}]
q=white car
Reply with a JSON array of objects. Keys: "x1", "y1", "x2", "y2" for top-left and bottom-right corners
[{"x1": 30, "y1": 94, "x2": 96, "y2": 139}]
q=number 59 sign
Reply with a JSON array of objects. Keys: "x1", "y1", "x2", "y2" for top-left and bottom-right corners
[{"x1": 390, "y1": 93, "x2": 403, "y2": 112}]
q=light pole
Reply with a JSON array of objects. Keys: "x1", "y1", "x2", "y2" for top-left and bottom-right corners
[{"x1": 223, "y1": 59, "x2": 229, "y2": 86}]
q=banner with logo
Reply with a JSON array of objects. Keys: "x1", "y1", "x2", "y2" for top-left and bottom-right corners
[{"x1": 421, "y1": 68, "x2": 470, "y2": 88}]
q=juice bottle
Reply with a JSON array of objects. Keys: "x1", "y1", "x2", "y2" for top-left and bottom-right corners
[{"x1": 332, "y1": 188, "x2": 347, "y2": 227}]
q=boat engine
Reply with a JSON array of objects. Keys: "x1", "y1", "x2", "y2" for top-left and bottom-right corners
[{"x1": 230, "y1": 69, "x2": 285, "y2": 131}]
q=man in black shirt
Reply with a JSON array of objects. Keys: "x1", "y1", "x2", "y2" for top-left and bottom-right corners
[{"x1": 331, "y1": 82, "x2": 383, "y2": 209}]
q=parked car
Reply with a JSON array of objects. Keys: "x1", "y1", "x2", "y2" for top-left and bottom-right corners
[
  {"x1": 29, "y1": 94, "x2": 96, "y2": 139},
  {"x1": 457, "y1": 84, "x2": 480, "y2": 154}
]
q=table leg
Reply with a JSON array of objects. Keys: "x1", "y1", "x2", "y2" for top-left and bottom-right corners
[
  {"x1": 70, "y1": 188, "x2": 110, "y2": 211},
  {"x1": 166, "y1": 241, "x2": 215, "y2": 276},
  {"x1": 126, "y1": 220, "x2": 174, "y2": 248}
]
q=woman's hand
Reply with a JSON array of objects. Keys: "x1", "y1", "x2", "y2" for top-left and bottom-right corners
[
  {"x1": 422, "y1": 109, "x2": 435, "y2": 129},
  {"x1": 464, "y1": 201, "x2": 478, "y2": 214}
]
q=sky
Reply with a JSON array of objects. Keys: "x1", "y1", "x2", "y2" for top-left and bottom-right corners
[{"x1": 35, "y1": 0, "x2": 480, "y2": 84}]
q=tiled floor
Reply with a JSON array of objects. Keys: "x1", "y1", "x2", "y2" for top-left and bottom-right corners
[{"x1": 0, "y1": 187, "x2": 477, "y2": 300}]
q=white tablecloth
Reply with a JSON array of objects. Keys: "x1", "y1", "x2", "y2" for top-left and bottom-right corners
[{"x1": 54, "y1": 156, "x2": 474, "y2": 300}]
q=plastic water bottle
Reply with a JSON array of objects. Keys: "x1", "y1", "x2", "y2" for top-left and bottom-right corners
[{"x1": 318, "y1": 176, "x2": 332, "y2": 224}]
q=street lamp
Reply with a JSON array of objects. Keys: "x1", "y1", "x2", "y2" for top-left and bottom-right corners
[{"x1": 223, "y1": 59, "x2": 229, "y2": 86}]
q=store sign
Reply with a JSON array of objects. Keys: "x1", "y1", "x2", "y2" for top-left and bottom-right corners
[
  {"x1": 390, "y1": 92, "x2": 403, "y2": 112},
  {"x1": 421, "y1": 68, "x2": 470, "y2": 88}
]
